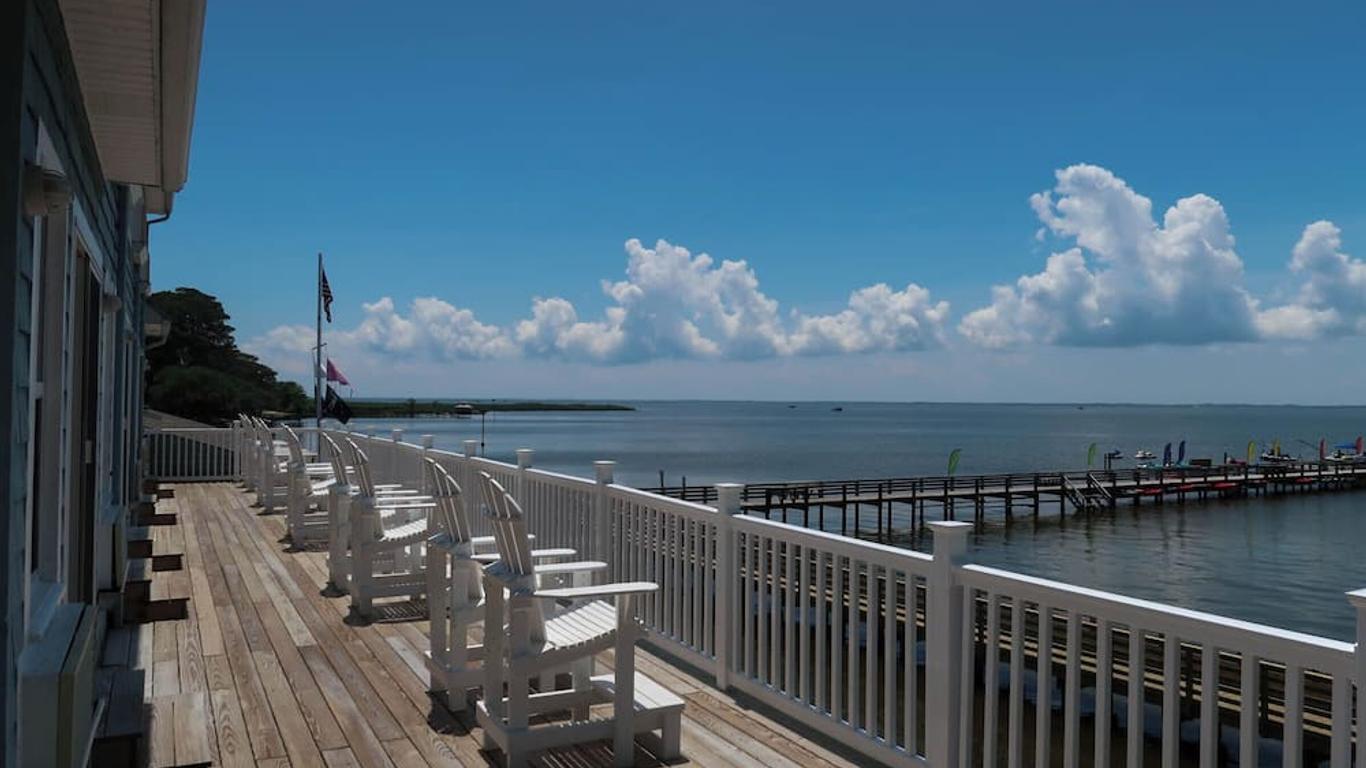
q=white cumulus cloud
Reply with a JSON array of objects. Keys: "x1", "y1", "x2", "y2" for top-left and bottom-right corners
[
  {"x1": 961, "y1": 164, "x2": 1264, "y2": 348},
  {"x1": 1257, "y1": 221, "x2": 1366, "y2": 339},
  {"x1": 247, "y1": 238, "x2": 950, "y2": 371}
]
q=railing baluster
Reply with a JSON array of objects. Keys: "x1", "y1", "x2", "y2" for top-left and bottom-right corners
[
  {"x1": 1007, "y1": 597, "x2": 1024, "y2": 768},
  {"x1": 1199, "y1": 644, "x2": 1218, "y2": 768},
  {"x1": 1162, "y1": 633, "x2": 1179, "y2": 768},
  {"x1": 1240, "y1": 654, "x2": 1259, "y2": 768},
  {"x1": 983, "y1": 591, "x2": 999, "y2": 768},
  {"x1": 786, "y1": 540, "x2": 797, "y2": 694},
  {"x1": 905, "y1": 575, "x2": 918, "y2": 755},
  {"x1": 1329, "y1": 670, "x2": 1350, "y2": 768},
  {"x1": 1035, "y1": 603, "x2": 1053, "y2": 768},
  {"x1": 744, "y1": 532, "x2": 755, "y2": 679},
  {"x1": 1283, "y1": 664, "x2": 1302, "y2": 768},
  {"x1": 959, "y1": 586, "x2": 976, "y2": 763},
  {"x1": 865, "y1": 563, "x2": 879, "y2": 734},
  {"x1": 816, "y1": 550, "x2": 828, "y2": 712},
  {"x1": 1128, "y1": 626, "x2": 1144, "y2": 768},
  {"x1": 1091, "y1": 621, "x2": 1110, "y2": 765},
  {"x1": 1063, "y1": 609, "x2": 1080, "y2": 768},
  {"x1": 758, "y1": 534, "x2": 770, "y2": 685},
  {"x1": 799, "y1": 544, "x2": 811, "y2": 705},
  {"x1": 847, "y1": 559, "x2": 860, "y2": 731},
  {"x1": 832, "y1": 553, "x2": 843, "y2": 720}
]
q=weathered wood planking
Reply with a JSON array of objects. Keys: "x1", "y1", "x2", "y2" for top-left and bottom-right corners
[{"x1": 146, "y1": 482, "x2": 867, "y2": 768}]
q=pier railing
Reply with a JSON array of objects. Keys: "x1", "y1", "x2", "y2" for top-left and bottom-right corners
[
  {"x1": 655, "y1": 462, "x2": 1366, "y2": 506},
  {"x1": 155, "y1": 423, "x2": 1366, "y2": 767}
]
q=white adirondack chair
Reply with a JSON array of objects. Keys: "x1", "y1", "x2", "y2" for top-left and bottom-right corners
[
  {"x1": 477, "y1": 474, "x2": 683, "y2": 768},
  {"x1": 281, "y1": 426, "x2": 341, "y2": 545},
  {"x1": 424, "y1": 460, "x2": 598, "y2": 711},
  {"x1": 252, "y1": 417, "x2": 295, "y2": 513},
  {"x1": 344, "y1": 438, "x2": 436, "y2": 619},
  {"x1": 319, "y1": 432, "x2": 428, "y2": 596}
]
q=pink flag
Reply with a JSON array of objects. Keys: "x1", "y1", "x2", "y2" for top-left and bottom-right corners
[{"x1": 326, "y1": 359, "x2": 350, "y2": 386}]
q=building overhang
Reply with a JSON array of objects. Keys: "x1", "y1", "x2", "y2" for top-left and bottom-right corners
[{"x1": 59, "y1": 0, "x2": 206, "y2": 215}]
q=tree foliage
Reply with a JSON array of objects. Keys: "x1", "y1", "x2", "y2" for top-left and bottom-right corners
[{"x1": 146, "y1": 288, "x2": 309, "y2": 424}]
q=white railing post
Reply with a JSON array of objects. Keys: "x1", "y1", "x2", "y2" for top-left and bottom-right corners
[
  {"x1": 390, "y1": 429, "x2": 405, "y2": 485},
  {"x1": 714, "y1": 483, "x2": 743, "y2": 691},
  {"x1": 516, "y1": 449, "x2": 534, "y2": 517},
  {"x1": 462, "y1": 440, "x2": 479, "y2": 525},
  {"x1": 1350, "y1": 589, "x2": 1366, "y2": 768},
  {"x1": 419, "y1": 435, "x2": 434, "y2": 492},
  {"x1": 926, "y1": 520, "x2": 973, "y2": 768},
  {"x1": 594, "y1": 461, "x2": 616, "y2": 568}
]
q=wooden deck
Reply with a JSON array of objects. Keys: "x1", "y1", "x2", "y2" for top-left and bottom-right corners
[{"x1": 109, "y1": 482, "x2": 862, "y2": 767}]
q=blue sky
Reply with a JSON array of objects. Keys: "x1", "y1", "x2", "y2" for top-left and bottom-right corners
[{"x1": 153, "y1": 1, "x2": 1366, "y2": 402}]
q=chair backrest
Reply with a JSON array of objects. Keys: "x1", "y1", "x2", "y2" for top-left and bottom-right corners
[
  {"x1": 345, "y1": 438, "x2": 376, "y2": 497},
  {"x1": 424, "y1": 458, "x2": 469, "y2": 545},
  {"x1": 320, "y1": 432, "x2": 349, "y2": 484},
  {"x1": 480, "y1": 472, "x2": 535, "y2": 578},
  {"x1": 282, "y1": 425, "x2": 305, "y2": 467}
]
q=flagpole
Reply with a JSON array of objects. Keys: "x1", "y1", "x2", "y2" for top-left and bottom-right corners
[{"x1": 315, "y1": 252, "x2": 323, "y2": 429}]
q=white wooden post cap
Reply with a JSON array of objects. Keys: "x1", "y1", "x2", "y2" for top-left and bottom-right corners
[
  {"x1": 462, "y1": 439, "x2": 478, "y2": 457},
  {"x1": 421, "y1": 434, "x2": 434, "y2": 449},
  {"x1": 594, "y1": 461, "x2": 616, "y2": 483},
  {"x1": 391, "y1": 429, "x2": 404, "y2": 442},
  {"x1": 516, "y1": 449, "x2": 534, "y2": 468},
  {"x1": 1347, "y1": 588, "x2": 1366, "y2": 608}
]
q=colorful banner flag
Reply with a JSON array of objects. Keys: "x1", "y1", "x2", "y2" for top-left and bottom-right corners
[
  {"x1": 1177, "y1": 440, "x2": 1186, "y2": 465},
  {"x1": 1086, "y1": 442, "x2": 1097, "y2": 468},
  {"x1": 1319, "y1": 438, "x2": 1327, "y2": 461},
  {"x1": 1162, "y1": 442, "x2": 1172, "y2": 466},
  {"x1": 1247, "y1": 440, "x2": 1256, "y2": 464},
  {"x1": 947, "y1": 448, "x2": 962, "y2": 476},
  {"x1": 326, "y1": 359, "x2": 349, "y2": 386}
]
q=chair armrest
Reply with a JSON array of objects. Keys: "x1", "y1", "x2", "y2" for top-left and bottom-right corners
[
  {"x1": 533, "y1": 581, "x2": 658, "y2": 600},
  {"x1": 374, "y1": 499, "x2": 437, "y2": 510},
  {"x1": 534, "y1": 560, "x2": 607, "y2": 576},
  {"x1": 528, "y1": 547, "x2": 577, "y2": 560}
]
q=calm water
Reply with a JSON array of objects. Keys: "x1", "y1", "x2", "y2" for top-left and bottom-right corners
[{"x1": 351, "y1": 402, "x2": 1366, "y2": 639}]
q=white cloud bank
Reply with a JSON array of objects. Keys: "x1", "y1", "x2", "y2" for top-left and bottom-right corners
[
  {"x1": 249, "y1": 166, "x2": 1366, "y2": 378},
  {"x1": 248, "y1": 238, "x2": 949, "y2": 368},
  {"x1": 960, "y1": 164, "x2": 1366, "y2": 349}
]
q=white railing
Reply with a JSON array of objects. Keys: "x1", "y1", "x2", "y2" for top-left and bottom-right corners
[
  {"x1": 208, "y1": 425, "x2": 1366, "y2": 768},
  {"x1": 957, "y1": 565, "x2": 1360, "y2": 768},
  {"x1": 145, "y1": 427, "x2": 238, "y2": 481}
]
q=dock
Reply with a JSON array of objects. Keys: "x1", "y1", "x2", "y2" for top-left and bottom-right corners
[{"x1": 654, "y1": 462, "x2": 1366, "y2": 542}]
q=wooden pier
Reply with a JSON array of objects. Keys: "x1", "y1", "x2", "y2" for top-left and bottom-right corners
[{"x1": 654, "y1": 462, "x2": 1366, "y2": 542}]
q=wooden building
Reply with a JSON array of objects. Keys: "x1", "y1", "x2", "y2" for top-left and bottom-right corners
[{"x1": 0, "y1": 0, "x2": 204, "y2": 763}]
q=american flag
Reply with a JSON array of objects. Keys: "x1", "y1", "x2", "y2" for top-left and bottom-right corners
[{"x1": 320, "y1": 267, "x2": 333, "y2": 323}]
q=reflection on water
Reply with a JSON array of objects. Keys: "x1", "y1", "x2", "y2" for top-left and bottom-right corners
[{"x1": 350, "y1": 401, "x2": 1366, "y2": 639}]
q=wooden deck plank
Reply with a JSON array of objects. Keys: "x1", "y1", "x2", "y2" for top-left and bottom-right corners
[
  {"x1": 210, "y1": 688, "x2": 256, "y2": 768},
  {"x1": 158, "y1": 482, "x2": 867, "y2": 768},
  {"x1": 172, "y1": 692, "x2": 214, "y2": 766}
]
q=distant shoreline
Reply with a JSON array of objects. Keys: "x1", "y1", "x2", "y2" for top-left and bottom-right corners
[{"x1": 346, "y1": 400, "x2": 634, "y2": 418}]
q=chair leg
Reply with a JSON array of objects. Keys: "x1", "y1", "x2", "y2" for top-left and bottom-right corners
[
  {"x1": 660, "y1": 716, "x2": 682, "y2": 760},
  {"x1": 572, "y1": 658, "x2": 591, "y2": 720},
  {"x1": 613, "y1": 631, "x2": 636, "y2": 767}
]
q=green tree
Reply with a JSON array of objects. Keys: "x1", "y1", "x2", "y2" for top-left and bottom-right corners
[{"x1": 147, "y1": 288, "x2": 308, "y2": 425}]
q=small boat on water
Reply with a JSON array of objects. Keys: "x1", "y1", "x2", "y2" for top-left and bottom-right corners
[
  {"x1": 1261, "y1": 451, "x2": 1298, "y2": 464},
  {"x1": 1323, "y1": 437, "x2": 1364, "y2": 465},
  {"x1": 1134, "y1": 449, "x2": 1155, "y2": 460}
]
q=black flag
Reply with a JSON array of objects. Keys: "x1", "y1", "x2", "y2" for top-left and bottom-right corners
[{"x1": 322, "y1": 385, "x2": 353, "y2": 424}]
